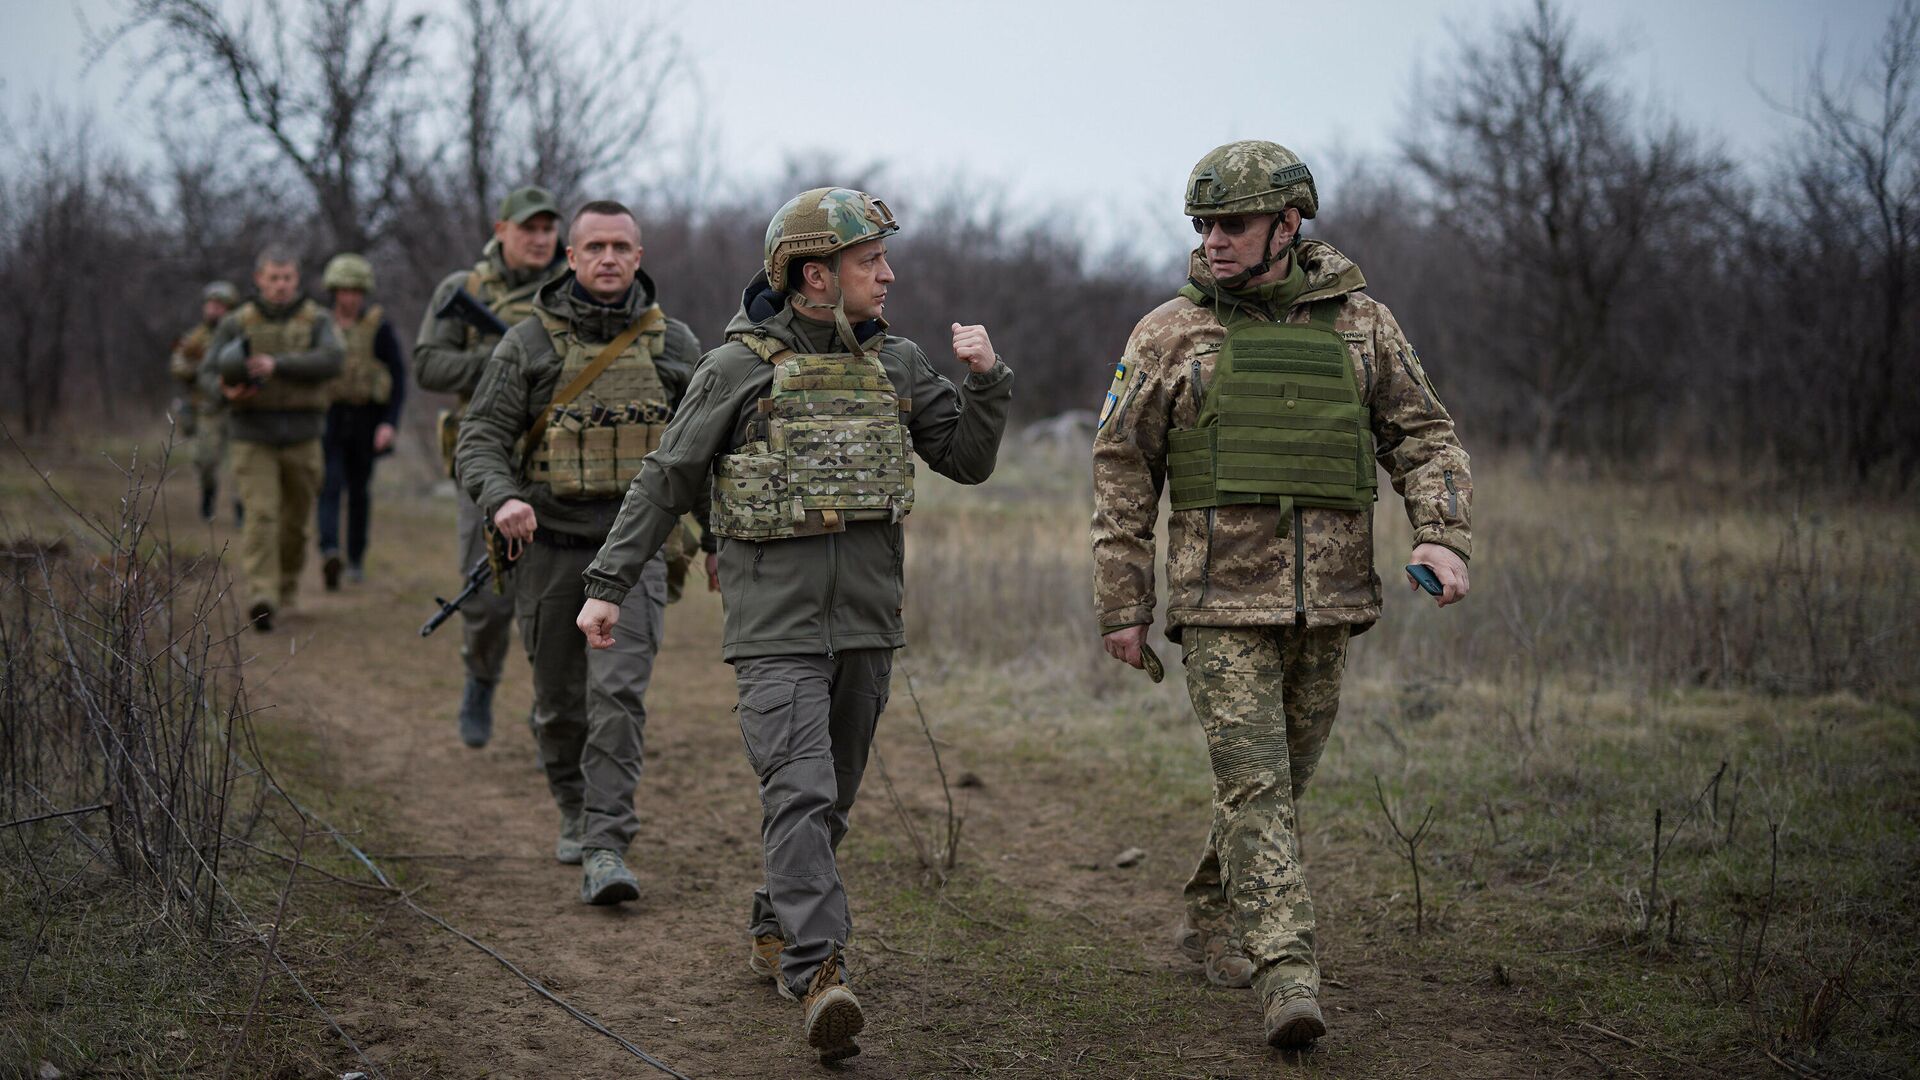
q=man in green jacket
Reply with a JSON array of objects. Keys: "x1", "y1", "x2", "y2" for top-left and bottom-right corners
[
  {"x1": 577, "y1": 187, "x2": 1013, "y2": 1063},
  {"x1": 204, "y1": 247, "x2": 345, "y2": 631},
  {"x1": 416, "y1": 186, "x2": 568, "y2": 748},
  {"x1": 1092, "y1": 141, "x2": 1474, "y2": 1050},
  {"x1": 456, "y1": 199, "x2": 700, "y2": 906}
]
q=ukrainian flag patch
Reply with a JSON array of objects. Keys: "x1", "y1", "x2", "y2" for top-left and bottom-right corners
[{"x1": 1098, "y1": 360, "x2": 1128, "y2": 429}]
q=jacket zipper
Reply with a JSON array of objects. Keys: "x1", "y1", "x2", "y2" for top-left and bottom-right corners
[
  {"x1": 823, "y1": 532, "x2": 837, "y2": 658},
  {"x1": 1444, "y1": 469, "x2": 1459, "y2": 518},
  {"x1": 1292, "y1": 506, "x2": 1306, "y2": 622},
  {"x1": 1189, "y1": 359, "x2": 1206, "y2": 415}
]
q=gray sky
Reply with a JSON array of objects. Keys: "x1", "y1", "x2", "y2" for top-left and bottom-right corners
[{"x1": 7, "y1": 0, "x2": 1899, "y2": 256}]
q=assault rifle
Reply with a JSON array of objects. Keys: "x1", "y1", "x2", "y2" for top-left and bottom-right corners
[
  {"x1": 420, "y1": 529, "x2": 518, "y2": 637},
  {"x1": 435, "y1": 287, "x2": 510, "y2": 338}
]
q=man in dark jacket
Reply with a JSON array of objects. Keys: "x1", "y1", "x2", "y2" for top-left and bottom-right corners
[
  {"x1": 316, "y1": 253, "x2": 407, "y2": 587},
  {"x1": 577, "y1": 188, "x2": 1013, "y2": 1063}
]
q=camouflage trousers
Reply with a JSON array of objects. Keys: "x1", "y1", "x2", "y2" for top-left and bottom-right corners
[
  {"x1": 230, "y1": 438, "x2": 322, "y2": 612},
  {"x1": 1179, "y1": 624, "x2": 1350, "y2": 1000}
]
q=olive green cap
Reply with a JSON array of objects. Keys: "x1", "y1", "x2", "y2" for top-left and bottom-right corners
[
  {"x1": 497, "y1": 186, "x2": 560, "y2": 224},
  {"x1": 1185, "y1": 141, "x2": 1318, "y2": 220},
  {"x1": 764, "y1": 187, "x2": 899, "y2": 291},
  {"x1": 322, "y1": 252, "x2": 375, "y2": 292},
  {"x1": 202, "y1": 280, "x2": 240, "y2": 305}
]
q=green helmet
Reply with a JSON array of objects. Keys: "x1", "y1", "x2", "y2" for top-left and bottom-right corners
[
  {"x1": 1184, "y1": 141, "x2": 1318, "y2": 220},
  {"x1": 764, "y1": 187, "x2": 899, "y2": 291},
  {"x1": 202, "y1": 280, "x2": 240, "y2": 305},
  {"x1": 322, "y1": 252, "x2": 376, "y2": 292}
]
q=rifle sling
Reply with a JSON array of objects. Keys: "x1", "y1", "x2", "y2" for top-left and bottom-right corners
[{"x1": 518, "y1": 308, "x2": 663, "y2": 468}]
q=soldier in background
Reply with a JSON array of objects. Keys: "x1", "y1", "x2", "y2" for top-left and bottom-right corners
[
  {"x1": 416, "y1": 186, "x2": 567, "y2": 748},
  {"x1": 316, "y1": 253, "x2": 408, "y2": 589},
  {"x1": 1091, "y1": 141, "x2": 1474, "y2": 1050},
  {"x1": 577, "y1": 188, "x2": 1013, "y2": 1063},
  {"x1": 205, "y1": 246, "x2": 344, "y2": 632},
  {"x1": 456, "y1": 200, "x2": 701, "y2": 905},
  {"x1": 169, "y1": 280, "x2": 239, "y2": 522}
]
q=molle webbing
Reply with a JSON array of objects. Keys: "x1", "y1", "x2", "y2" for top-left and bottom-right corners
[
  {"x1": 526, "y1": 307, "x2": 671, "y2": 500},
  {"x1": 325, "y1": 305, "x2": 392, "y2": 406},
  {"x1": 1167, "y1": 299, "x2": 1375, "y2": 515},
  {"x1": 710, "y1": 335, "x2": 914, "y2": 541},
  {"x1": 233, "y1": 301, "x2": 330, "y2": 413}
]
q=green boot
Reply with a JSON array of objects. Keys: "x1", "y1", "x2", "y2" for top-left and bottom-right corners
[
  {"x1": 1264, "y1": 987, "x2": 1326, "y2": 1049},
  {"x1": 580, "y1": 848, "x2": 638, "y2": 906}
]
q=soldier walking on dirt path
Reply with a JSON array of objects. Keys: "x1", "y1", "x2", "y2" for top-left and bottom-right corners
[
  {"x1": 205, "y1": 246, "x2": 345, "y2": 633},
  {"x1": 316, "y1": 253, "x2": 407, "y2": 591},
  {"x1": 416, "y1": 186, "x2": 569, "y2": 749},
  {"x1": 456, "y1": 200, "x2": 701, "y2": 907},
  {"x1": 576, "y1": 187, "x2": 1014, "y2": 1064},
  {"x1": 1090, "y1": 141, "x2": 1475, "y2": 1051},
  {"x1": 170, "y1": 280, "x2": 239, "y2": 523}
]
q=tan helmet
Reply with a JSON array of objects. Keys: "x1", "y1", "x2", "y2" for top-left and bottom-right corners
[
  {"x1": 322, "y1": 252, "x2": 376, "y2": 292},
  {"x1": 764, "y1": 187, "x2": 899, "y2": 292},
  {"x1": 202, "y1": 280, "x2": 240, "y2": 305},
  {"x1": 1185, "y1": 141, "x2": 1318, "y2": 220}
]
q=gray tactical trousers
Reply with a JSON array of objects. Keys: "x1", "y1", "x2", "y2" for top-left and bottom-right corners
[
  {"x1": 514, "y1": 538, "x2": 667, "y2": 853},
  {"x1": 734, "y1": 650, "x2": 892, "y2": 997},
  {"x1": 456, "y1": 487, "x2": 515, "y2": 685}
]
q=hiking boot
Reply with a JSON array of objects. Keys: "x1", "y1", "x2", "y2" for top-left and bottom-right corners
[
  {"x1": 750, "y1": 932, "x2": 785, "y2": 983},
  {"x1": 322, "y1": 552, "x2": 343, "y2": 591},
  {"x1": 580, "y1": 848, "x2": 639, "y2": 906},
  {"x1": 458, "y1": 677, "x2": 495, "y2": 748},
  {"x1": 199, "y1": 486, "x2": 217, "y2": 523},
  {"x1": 1264, "y1": 988, "x2": 1326, "y2": 1049},
  {"x1": 1174, "y1": 917, "x2": 1253, "y2": 988},
  {"x1": 248, "y1": 601, "x2": 274, "y2": 633},
  {"x1": 800, "y1": 955, "x2": 863, "y2": 1063},
  {"x1": 555, "y1": 809, "x2": 584, "y2": 865}
]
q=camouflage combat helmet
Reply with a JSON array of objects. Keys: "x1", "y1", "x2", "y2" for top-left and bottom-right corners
[
  {"x1": 202, "y1": 280, "x2": 240, "y2": 305},
  {"x1": 1185, "y1": 141, "x2": 1318, "y2": 220},
  {"x1": 322, "y1": 252, "x2": 376, "y2": 292},
  {"x1": 764, "y1": 187, "x2": 899, "y2": 292}
]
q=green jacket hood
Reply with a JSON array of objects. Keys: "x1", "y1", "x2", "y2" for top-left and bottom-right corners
[
  {"x1": 1184, "y1": 237, "x2": 1367, "y2": 311},
  {"x1": 532, "y1": 268, "x2": 661, "y2": 342},
  {"x1": 724, "y1": 270, "x2": 886, "y2": 351}
]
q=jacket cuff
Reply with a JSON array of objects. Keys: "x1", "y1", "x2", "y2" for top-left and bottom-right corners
[
  {"x1": 963, "y1": 359, "x2": 1012, "y2": 393},
  {"x1": 583, "y1": 581, "x2": 630, "y2": 605},
  {"x1": 1098, "y1": 606, "x2": 1154, "y2": 634},
  {"x1": 1413, "y1": 527, "x2": 1472, "y2": 563},
  {"x1": 699, "y1": 532, "x2": 718, "y2": 554}
]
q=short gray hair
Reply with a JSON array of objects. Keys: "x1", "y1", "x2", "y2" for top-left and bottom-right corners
[{"x1": 254, "y1": 244, "x2": 299, "y2": 271}]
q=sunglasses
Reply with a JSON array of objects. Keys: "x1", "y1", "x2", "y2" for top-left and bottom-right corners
[{"x1": 1191, "y1": 214, "x2": 1271, "y2": 236}]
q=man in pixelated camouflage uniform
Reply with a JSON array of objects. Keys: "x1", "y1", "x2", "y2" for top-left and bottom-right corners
[
  {"x1": 576, "y1": 187, "x2": 1013, "y2": 1063},
  {"x1": 169, "y1": 280, "x2": 239, "y2": 522},
  {"x1": 1091, "y1": 141, "x2": 1473, "y2": 1050}
]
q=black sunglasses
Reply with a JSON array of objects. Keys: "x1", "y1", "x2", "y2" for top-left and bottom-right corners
[{"x1": 1191, "y1": 214, "x2": 1264, "y2": 236}]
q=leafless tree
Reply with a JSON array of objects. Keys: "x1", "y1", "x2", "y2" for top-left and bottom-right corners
[{"x1": 1401, "y1": 0, "x2": 1726, "y2": 468}]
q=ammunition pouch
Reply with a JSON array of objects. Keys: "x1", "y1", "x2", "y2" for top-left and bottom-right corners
[{"x1": 528, "y1": 401, "x2": 671, "y2": 500}]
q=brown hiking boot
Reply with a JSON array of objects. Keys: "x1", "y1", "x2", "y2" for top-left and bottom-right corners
[
  {"x1": 801, "y1": 954, "x2": 864, "y2": 1063},
  {"x1": 1173, "y1": 917, "x2": 1254, "y2": 988},
  {"x1": 1264, "y1": 988, "x2": 1326, "y2": 1049},
  {"x1": 750, "y1": 933, "x2": 785, "y2": 982}
]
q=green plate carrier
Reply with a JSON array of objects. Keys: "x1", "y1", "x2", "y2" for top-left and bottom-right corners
[
  {"x1": 710, "y1": 335, "x2": 914, "y2": 540},
  {"x1": 1166, "y1": 298, "x2": 1375, "y2": 521}
]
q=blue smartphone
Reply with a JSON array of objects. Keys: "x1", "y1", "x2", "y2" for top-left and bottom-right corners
[{"x1": 1405, "y1": 563, "x2": 1444, "y2": 596}]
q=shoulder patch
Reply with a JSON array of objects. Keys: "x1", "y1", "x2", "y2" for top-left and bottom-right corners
[{"x1": 1097, "y1": 360, "x2": 1129, "y2": 429}]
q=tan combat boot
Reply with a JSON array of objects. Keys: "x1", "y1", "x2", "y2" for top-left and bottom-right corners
[
  {"x1": 800, "y1": 954, "x2": 864, "y2": 1063},
  {"x1": 1173, "y1": 917, "x2": 1254, "y2": 988},
  {"x1": 750, "y1": 933, "x2": 785, "y2": 985},
  {"x1": 1264, "y1": 987, "x2": 1326, "y2": 1049}
]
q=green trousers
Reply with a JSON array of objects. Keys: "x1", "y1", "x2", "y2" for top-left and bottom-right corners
[{"x1": 230, "y1": 438, "x2": 322, "y2": 612}]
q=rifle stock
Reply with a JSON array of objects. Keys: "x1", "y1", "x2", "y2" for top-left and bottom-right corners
[{"x1": 435, "y1": 287, "x2": 510, "y2": 338}]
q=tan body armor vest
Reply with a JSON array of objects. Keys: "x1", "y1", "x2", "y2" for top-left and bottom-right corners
[
  {"x1": 232, "y1": 300, "x2": 331, "y2": 413},
  {"x1": 526, "y1": 306, "x2": 671, "y2": 500},
  {"x1": 324, "y1": 305, "x2": 392, "y2": 406},
  {"x1": 438, "y1": 259, "x2": 554, "y2": 477},
  {"x1": 710, "y1": 335, "x2": 915, "y2": 541},
  {"x1": 1166, "y1": 297, "x2": 1375, "y2": 522}
]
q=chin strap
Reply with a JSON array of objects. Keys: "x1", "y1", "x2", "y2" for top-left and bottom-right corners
[
  {"x1": 1218, "y1": 216, "x2": 1296, "y2": 292},
  {"x1": 789, "y1": 253, "x2": 868, "y2": 354}
]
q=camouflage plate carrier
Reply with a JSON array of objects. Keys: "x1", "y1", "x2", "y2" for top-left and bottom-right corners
[
  {"x1": 1166, "y1": 297, "x2": 1375, "y2": 521},
  {"x1": 325, "y1": 305, "x2": 393, "y2": 406},
  {"x1": 232, "y1": 300, "x2": 331, "y2": 413},
  {"x1": 710, "y1": 334, "x2": 914, "y2": 540},
  {"x1": 438, "y1": 258, "x2": 551, "y2": 476},
  {"x1": 526, "y1": 306, "x2": 670, "y2": 500}
]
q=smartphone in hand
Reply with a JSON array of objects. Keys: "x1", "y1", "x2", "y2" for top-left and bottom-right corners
[{"x1": 1405, "y1": 563, "x2": 1444, "y2": 596}]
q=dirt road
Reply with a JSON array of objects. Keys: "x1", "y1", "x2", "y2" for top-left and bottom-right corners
[{"x1": 232, "y1": 490, "x2": 1605, "y2": 1079}]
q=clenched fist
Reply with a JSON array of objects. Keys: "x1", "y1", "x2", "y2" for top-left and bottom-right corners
[{"x1": 950, "y1": 323, "x2": 998, "y2": 375}]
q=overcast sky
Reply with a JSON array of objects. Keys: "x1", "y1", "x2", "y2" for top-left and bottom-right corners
[{"x1": 6, "y1": 0, "x2": 1900, "y2": 255}]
